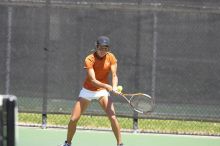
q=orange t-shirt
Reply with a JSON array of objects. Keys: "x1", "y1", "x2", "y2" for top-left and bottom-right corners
[{"x1": 83, "y1": 52, "x2": 117, "y2": 91}]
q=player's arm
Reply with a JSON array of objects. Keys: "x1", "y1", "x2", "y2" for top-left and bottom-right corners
[
  {"x1": 111, "y1": 63, "x2": 118, "y2": 91},
  {"x1": 86, "y1": 68, "x2": 112, "y2": 91}
]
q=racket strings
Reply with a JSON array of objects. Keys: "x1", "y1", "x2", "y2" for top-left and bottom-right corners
[{"x1": 130, "y1": 95, "x2": 153, "y2": 112}]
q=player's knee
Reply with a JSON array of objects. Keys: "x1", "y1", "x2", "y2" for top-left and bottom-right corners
[
  {"x1": 70, "y1": 116, "x2": 80, "y2": 123},
  {"x1": 109, "y1": 115, "x2": 117, "y2": 122}
]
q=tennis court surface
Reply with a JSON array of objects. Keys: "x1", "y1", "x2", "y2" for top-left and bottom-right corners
[{"x1": 18, "y1": 126, "x2": 220, "y2": 146}]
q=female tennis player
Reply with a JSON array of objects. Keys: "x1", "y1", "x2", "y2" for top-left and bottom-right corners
[{"x1": 61, "y1": 36, "x2": 123, "y2": 146}]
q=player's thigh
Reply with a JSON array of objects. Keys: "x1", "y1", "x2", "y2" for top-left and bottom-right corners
[
  {"x1": 98, "y1": 96, "x2": 116, "y2": 116},
  {"x1": 71, "y1": 97, "x2": 90, "y2": 120}
]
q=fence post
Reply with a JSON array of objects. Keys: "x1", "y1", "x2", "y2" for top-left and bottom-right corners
[
  {"x1": 132, "y1": 0, "x2": 142, "y2": 134},
  {"x1": 42, "y1": 0, "x2": 51, "y2": 129},
  {"x1": 5, "y1": 6, "x2": 13, "y2": 95},
  {"x1": 133, "y1": 112, "x2": 139, "y2": 133},
  {"x1": 151, "y1": 11, "x2": 158, "y2": 108}
]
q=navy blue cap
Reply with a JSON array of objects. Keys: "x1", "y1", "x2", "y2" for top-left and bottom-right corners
[{"x1": 96, "y1": 36, "x2": 110, "y2": 46}]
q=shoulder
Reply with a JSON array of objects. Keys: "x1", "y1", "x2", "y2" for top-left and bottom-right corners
[
  {"x1": 106, "y1": 52, "x2": 117, "y2": 63},
  {"x1": 106, "y1": 52, "x2": 117, "y2": 59},
  {"x1": 85, "y1": 53, "x2": 95, "y2": 62},
  {"x1": 84, "y1": 53, "x2": 96, "y2": 69}
]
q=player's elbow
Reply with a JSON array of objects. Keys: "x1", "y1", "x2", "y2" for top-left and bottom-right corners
[
  {"x1": 90, "y1": 79, "x2": 98, "y2": 86},
  {"x1": 112, "y1": 74, "x2": 118, "y2": 79},
  {"x1": 112, "y1": 72, "x2": 117, "y2": 78}
]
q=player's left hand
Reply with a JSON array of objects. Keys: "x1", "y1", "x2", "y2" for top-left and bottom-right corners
[
  {"x1": 111, "y1": 89, "x2": 122, "y2": 95},
  {"x1": 112, "y1": 86, "x2": 118, "y2": 92}
]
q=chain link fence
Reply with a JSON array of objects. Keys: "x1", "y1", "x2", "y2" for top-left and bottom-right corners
[{"x1": 0, "y1": 0, "x2": 220, "y2": 135}]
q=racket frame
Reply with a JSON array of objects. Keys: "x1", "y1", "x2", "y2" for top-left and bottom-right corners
[{"x1": 119, "y1": 93, "x2": 153, "y2": 114}]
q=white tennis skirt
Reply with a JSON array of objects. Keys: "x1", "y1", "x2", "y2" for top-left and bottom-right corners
[{"x1": 78, "y1": 88, "x2": 110, "y2": 101}]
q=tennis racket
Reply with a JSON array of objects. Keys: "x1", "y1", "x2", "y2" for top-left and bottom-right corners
[{"x1": 118, "y1": 92, "x2": 154, "y2": 114}]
